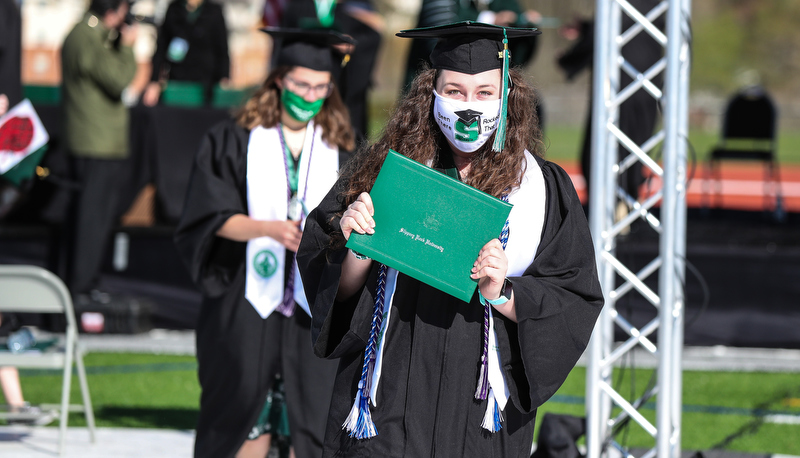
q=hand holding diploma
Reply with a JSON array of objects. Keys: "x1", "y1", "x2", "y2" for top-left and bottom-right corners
[
  {"x1": 471, "y1": 239, "x2": 517, "y2": 322},
  {"x1": 340, "y1": 192, "x2": 375, "y2": 240},
  {"x1": 340, "y1": 188, "x2": 516, "y2": 320},
  {"x1": 338, "y1": 192, "x2": 376, "y2": 300}
]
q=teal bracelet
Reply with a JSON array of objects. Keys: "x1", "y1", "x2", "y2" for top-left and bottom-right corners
[
  {"x1": 478, "y1": 288, "x2": 509, "y2": 306},
  {"x1": 350, "y1": 249, "x2": 369, "y2": 260}
]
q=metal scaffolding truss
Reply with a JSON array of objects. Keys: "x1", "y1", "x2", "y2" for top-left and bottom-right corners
[{"x1": 586, "y1": 0, "x2": 692, "y2": 457}]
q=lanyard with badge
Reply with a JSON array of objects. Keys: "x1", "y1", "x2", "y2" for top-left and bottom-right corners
[
  {"x1": 167, "y1": 3, "x2": 204, "y2": 62},
  {"x1": 278, "y1": 125, "x2": 314, "y2": 221}
]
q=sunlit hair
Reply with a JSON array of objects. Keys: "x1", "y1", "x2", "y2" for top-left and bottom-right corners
[
  {"x1": 338, "y1": 66, "x2": 543, "y2": 209},
  {"x1": 235, "y1": 65, "x2": 355, "y2": 151}
]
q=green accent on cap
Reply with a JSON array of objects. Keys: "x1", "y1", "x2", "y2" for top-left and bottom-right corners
[{"x1": 491, "y1": 29, "x2": 510, "y2": 153}]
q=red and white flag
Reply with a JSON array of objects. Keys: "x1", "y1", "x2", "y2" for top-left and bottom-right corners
[{"x1": 0, "y1": 99, "x2": 49, "y2": 175}]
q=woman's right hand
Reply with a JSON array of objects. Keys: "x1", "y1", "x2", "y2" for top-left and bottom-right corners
[
  {"x1": 340, "y1": 192, "x2": 375, "y2": 240},
  {"x1": 216, "y1": 215, "x2": 302, "y2": 251},
  {"x1": 267, "y1": 220, "x2": 303, "y2": 252}
]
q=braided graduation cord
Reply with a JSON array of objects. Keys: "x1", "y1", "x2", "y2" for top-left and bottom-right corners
[
  {"x1": 475, "y1": 296, "x2": 491, "y2": 400},
  {"x1": 343, "y1": 263, "x2": 388, "y2": 439},
  {"x1": 475, "y1": 194, "x2": 510, "y2": 417}
]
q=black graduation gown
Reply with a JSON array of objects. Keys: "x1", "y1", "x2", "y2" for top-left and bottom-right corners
[
  {"x1": 297, "y1": 156, "x2": 605, "y2": 458},
  {"x1": 174, "y1": 119, "x2": 346, "y2": 458}
]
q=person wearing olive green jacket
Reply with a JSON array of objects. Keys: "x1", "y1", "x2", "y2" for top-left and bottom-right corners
[{"x1": 60, "y1": 0, "x2": 138, "y2": 297}]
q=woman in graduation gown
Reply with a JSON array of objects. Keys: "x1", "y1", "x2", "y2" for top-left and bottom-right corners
[
  {"x1": 297, "y1": 22, "x2": 604, "y2": 457},
  {"x1": 174, "y1": 28, "x2": 356, "y2": 458}
]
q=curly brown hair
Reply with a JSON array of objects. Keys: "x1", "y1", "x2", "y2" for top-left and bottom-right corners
[
  {"x1": 235, "y1": 66, "x2": 355, "y2": 151},
  {"x1": 338, "y1": 66, "x2": 543, "y2": 209}
]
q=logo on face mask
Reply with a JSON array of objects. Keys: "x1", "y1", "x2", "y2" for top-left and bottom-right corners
[{"x1": 454, "y1": 109, "x2": 483, "y2": 143}]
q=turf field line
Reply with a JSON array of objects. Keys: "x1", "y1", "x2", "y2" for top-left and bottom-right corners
[
  {"x1": 550, "y1": 394, "x2": 800, "y2": 421},
  {"x1": 763, "y1": 414, "x2": 800, "y2": 425},
  {"x1": 19, "y1": 361, "x2": 197, "y2": 377}
]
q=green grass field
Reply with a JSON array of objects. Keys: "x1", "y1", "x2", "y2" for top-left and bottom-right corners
[
  {"x1": 7, "y1": 352, "x2": 800, "y2": 455},
  {"x1": 15, "y1": 353, "x2": 200, "y2": 430}
]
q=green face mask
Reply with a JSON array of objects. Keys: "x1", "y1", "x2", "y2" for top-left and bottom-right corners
[{"x1": 281, "y1": 88, "x2": 325, "y2": 122}]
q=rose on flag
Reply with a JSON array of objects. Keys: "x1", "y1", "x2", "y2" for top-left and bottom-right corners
[{"x1": 0, "y1": 99, "x2": 49, "y2": 186}]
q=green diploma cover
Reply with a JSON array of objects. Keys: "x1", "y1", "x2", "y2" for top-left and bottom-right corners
[{"x1": 346, "y1": 149, "x2": 513, "y2": 302}]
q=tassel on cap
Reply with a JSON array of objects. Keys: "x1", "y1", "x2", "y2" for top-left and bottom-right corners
[{"x1": 491, "y1": 29, "x2": 510, "y2": 153}]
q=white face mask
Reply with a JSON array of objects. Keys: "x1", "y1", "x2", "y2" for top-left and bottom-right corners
[{"x1": 432, "y1": 89, "x2": 501, "y2": 153}]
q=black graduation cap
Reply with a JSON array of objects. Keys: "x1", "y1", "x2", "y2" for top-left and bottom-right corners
[
  {"x1": 261, "y1": 27, "x2": 356, "y2": 73},
  {"x1": 396, "y1": 21, "x2": 541, "y2": 152},
  {"x1": 395, "y1": 21, "x2": 541, "y2": 75}
]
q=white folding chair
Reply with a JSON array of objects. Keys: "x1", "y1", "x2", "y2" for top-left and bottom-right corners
[{"x1": 0, "y1": 265, "x2": 96, "y2": 456}]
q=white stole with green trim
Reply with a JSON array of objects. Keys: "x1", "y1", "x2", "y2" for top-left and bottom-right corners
[{"x1": 244, "y1": 122, "x2": 339, "y2": 319}]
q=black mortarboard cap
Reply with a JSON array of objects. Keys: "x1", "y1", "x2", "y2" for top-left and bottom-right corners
[
  {"x1": 261, "y1": 27, "x2": 356, "y2": 73},
  {"x1": 395, "y1": 21, "x2": 541, "y2": 75}
]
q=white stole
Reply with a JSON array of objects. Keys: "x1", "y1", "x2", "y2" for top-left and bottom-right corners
[
  {"x1": 485, "y1": 150, "x2": 547, "y2": 411},
  {"x1": 244, "y1": 122, "x2": 339, "y2": 319}
]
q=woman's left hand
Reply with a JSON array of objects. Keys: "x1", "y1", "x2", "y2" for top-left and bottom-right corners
[{"x1": 470, "y1": 239, "x2": 507, "y2": 300}]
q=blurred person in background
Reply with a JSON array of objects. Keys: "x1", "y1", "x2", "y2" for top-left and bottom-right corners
[
  {"x1": 174, "y1": 27, "x2": 355, "y2": 458},
  {"x1": 278, "y1": 0, "x2": 383, "y2": 145},
  {"x1": 556, "y1": 0, "x2": 664, "y2": 213},
  {"x1": 60, "y1": 0, "x2": 138, "y2": 300},
  {"x1": 141, "y1": 0, "x2": 230, "y2": 107}
]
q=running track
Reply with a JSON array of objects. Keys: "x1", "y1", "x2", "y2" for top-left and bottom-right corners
[{"x1": 558, "y1": 161, "x2": 800, "y2": 213}]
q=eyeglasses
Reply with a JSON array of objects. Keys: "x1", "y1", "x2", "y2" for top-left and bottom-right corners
[{"x1": 283, "y1": 75, "x2": 334, "y2": 99}]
